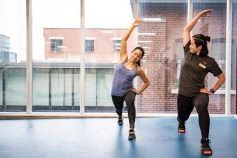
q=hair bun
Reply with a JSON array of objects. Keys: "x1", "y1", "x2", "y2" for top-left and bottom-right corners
[{"x1": 205, "y1": 36, "x2": 211, "y2": 42}]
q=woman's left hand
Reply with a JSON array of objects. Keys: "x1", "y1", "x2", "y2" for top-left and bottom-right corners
[{"x1": 200, "y1": 87, "x2": 213, "y2": 95}]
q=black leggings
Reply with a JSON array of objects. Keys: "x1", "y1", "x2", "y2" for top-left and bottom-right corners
[
  {"x1": 177, "y1": 93, "x2": 210, "y2": 138},
  {"x1": 112, "y1": 91, "x2": 136, "y2": 129}
]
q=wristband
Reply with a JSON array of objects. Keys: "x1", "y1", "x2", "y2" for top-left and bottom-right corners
[{"x1": 210, "y1": 88, "x2": 215, "y2": 94}]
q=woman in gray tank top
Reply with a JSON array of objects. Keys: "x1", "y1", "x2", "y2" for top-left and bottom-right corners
[{"x1": 111, "y1": 18, "x2": 150, "y2": 140}]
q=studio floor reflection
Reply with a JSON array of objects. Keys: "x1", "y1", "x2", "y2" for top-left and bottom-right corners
[{"x1": 0, "y1": 116, "x2": 236, "y2": 158}]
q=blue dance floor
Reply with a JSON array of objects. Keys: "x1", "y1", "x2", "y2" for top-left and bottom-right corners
[{"x1": 0, "y1": 116, "x2": 236, "y2": 158}]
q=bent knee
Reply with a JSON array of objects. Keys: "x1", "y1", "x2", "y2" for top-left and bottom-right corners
[{"x1": 194, "y1": 94, "x2": 209, "y2": 113}]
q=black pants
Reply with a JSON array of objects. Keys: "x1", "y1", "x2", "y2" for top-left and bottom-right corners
[
  {"x1": 112, "y1": 91, "x2": 136, "y2": 129},
  {"x1": 177, "y1": 93, "x2": 210, "y2": 138}
]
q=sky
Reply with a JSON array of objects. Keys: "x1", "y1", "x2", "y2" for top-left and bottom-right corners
[{"x1": 0, "y1": 0, "x2": 134, "y2": 62}]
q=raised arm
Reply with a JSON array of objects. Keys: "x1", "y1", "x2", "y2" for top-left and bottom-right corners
[
  {"x1": 119, "y1": 18, "x2": 142, "y2": 63},
  {"x1": 183, "y1": 10, "x2": 212, "y2": 46}
]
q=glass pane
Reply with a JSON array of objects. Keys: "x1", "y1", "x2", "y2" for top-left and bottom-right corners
[
  {"x1": 193, "y1": 0, "x2": 226, "y2": 114},
  {"x1": 232, "y1": 0, "x2": 237, "y2": 114},
  {"x1": 138, "y1": 0, "x2": 187, "y2": 113},
  {"x1": 32, "y1": 0, "x2": 81, "y2": 112},
  {"x1": 84, "y1": 0, "x2": 134, "y2": 112},
  {"x1": 0, "y1": 0, "x2": 26, "y2": 112}
]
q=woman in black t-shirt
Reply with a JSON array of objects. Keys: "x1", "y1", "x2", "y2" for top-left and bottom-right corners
[{"x1": 177, "y1": 10, "x2": 225, "y2": 155}]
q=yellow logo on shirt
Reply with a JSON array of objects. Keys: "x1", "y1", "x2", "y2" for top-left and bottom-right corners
[{"x1": 199, "y1": 63, "x2": 206, "y2": 69}]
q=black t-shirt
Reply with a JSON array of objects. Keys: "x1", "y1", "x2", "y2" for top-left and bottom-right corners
[{"x1": 178, "y1": 41, "x2": 223, "y2": 97}]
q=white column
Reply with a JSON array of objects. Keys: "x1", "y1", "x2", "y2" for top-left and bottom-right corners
[
  {"x1": 26, "y1": 0, "x2": 33, "y2": 113},
  {"x1": 134, "y1": 0, "x2": 139, "y2": 112},
  {"x1": 225, "y1": 0, "x2": 232, "y2": 115},
  {"x1": 188, "y1": 0, "x2": 193, "y2": 34},
  {"x1": 134, "y1": 0, "x2": 138, "y2": 19},
  {"x1": 80, "y1": 0, "x2": 85, "y2": 114}
]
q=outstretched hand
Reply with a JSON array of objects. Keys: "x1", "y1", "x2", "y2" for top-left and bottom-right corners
[
  {"x1": 133, "y1": 18, "x2": 142, "y2": 27},
  {"x1": 199, "y1": 9, "x2": 212, "y2": 17}
]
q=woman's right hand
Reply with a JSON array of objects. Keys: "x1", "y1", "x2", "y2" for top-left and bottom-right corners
[
  {"x1": 133, "y1": 18, "x2": 142, "y2": 27},
  {"x1": 199, "y1": 9, "x2": 212, "y2": 17}
]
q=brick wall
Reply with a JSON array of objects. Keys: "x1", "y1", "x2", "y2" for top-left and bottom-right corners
[
  {"x1": 44, "y1": 28, "x2": 134, "y2": 62},
  {"x1": 138, "y1": 3, "x2": 236, "y2": 114}
]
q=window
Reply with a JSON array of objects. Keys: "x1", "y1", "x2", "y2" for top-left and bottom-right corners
[
  {"x1": 0, "y1": 34, "x2": 10, "y2": 52},
  {"x1": 113, "y1": 39, "x2": 121, "y2": 52},
  {"x1": 85, "y1": 40, "x2": 94, "y2": 52},
  {"x1": 50, "y1": 39, "x2": 63, "y2": 52},
  {"x1": 175, "y1": 38, "x2": 184, "y2": 88},
  {"x1": 9, "y1": 52, "x2": 17, "y2": 63},
  {"x1": 211, "y1": 38, "x2": 236, "y2": 90}
]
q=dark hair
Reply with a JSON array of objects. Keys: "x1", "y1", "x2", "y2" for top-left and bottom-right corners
[
  {"x1": 192, "y1": 34, "x2": 211, "y2": 57},
  {"x1": 132, "y1": 46, "x2": 145, "y2": 66}
]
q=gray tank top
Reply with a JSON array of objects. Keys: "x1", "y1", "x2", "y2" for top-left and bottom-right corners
[{"x1": 111, "y1": 61, "x2": 137, "y2": 96}]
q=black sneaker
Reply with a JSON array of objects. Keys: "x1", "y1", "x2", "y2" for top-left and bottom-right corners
[
  {"x1": 201, "y1": 138, "x2": 212, "y2": 155},
  {"x1": 178, "y1": 122, "x2": 185, "y2": 133},
  {"x1": 128, "y1": 129, "x2": 136, "y2": 140},
  {"x1": 117, "y1": 116, "x2": 123, "y2": 125}
]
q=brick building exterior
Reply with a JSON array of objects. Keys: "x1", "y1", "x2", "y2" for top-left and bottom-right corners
[{"x1": 44, "y1": 28, "x2": 134, "y2": 62}]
